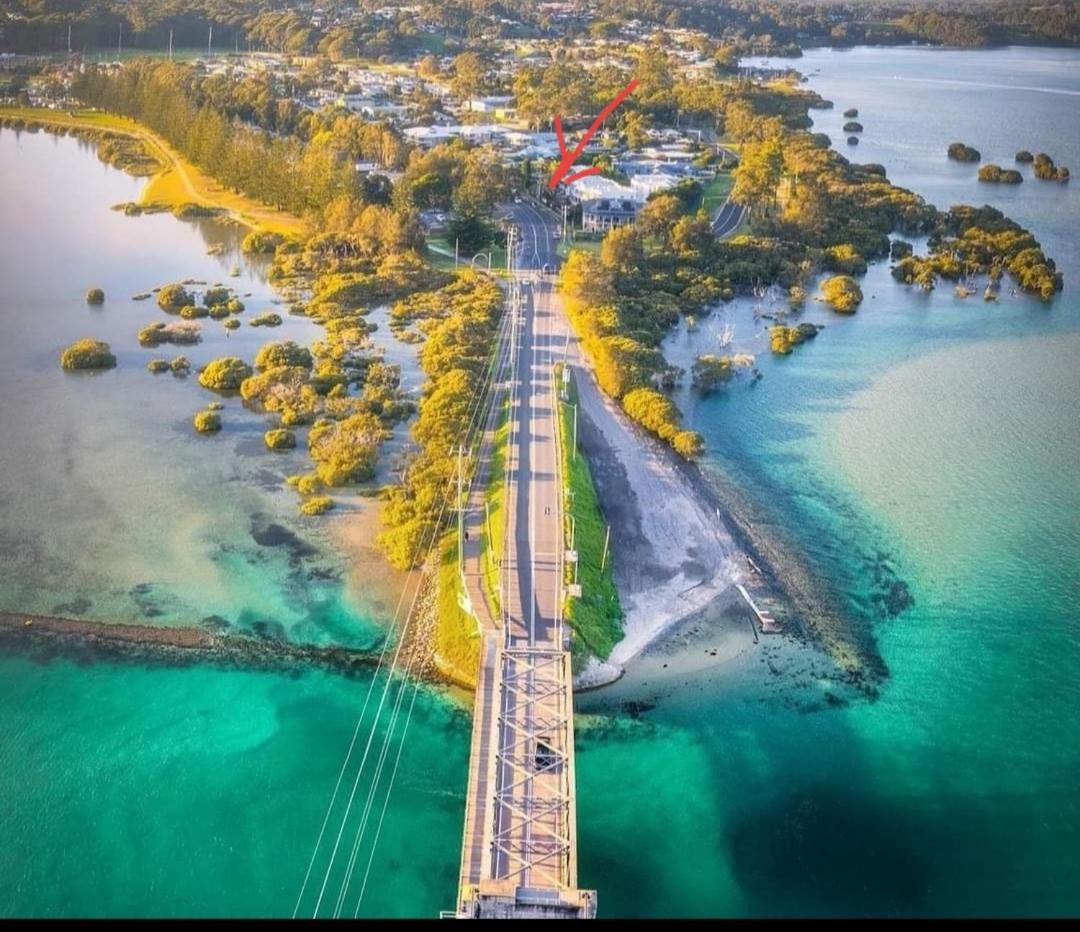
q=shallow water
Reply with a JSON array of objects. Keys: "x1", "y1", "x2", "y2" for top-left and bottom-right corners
[
  {"x1": 2, "y1": 45, "x2": 1080, "y2": 918},
  {"x1": 614, "y1": 45, "x2": 1080, "y2": 916}
]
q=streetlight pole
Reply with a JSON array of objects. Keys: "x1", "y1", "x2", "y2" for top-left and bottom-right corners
[{"x1": 571, "y1": 403, "x2": 578, "y2": 461}]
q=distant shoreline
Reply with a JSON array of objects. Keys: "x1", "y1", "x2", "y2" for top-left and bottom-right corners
[{"x1": 0, "y1": 107, "x2": 305, "y2": 236}]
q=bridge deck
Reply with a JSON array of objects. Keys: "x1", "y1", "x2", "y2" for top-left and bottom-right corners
[{"x1": 455, "y1": 207, "x2": 595, "y2": 919}]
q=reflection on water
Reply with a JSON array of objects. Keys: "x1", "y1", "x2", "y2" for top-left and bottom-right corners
[
  {"x1": 0, "y1": 127, "x2": 386, "y2": 648},
  {"x1": 2, "y1": 43, "x2": 1080, "y2": 918}
]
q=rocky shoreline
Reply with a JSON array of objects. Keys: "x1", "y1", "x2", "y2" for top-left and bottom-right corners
[
  {"x1": 0, "y1": 611, "x2": 382, "y2": 678},
  {"x1": 570, "y1": 360, "x2": 888, "y2": 697}
]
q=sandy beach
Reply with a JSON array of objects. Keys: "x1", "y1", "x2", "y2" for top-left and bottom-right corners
[
  {"x1": 563, "y1": 336, "x2": 753, "y2": 686},
  {"x1": 560, "y1": 304, "x2": 887, "y2": 695}
]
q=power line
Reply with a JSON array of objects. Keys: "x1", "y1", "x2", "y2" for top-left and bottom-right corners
[{"x1": 295, "y1": 275, "x2": 516, "y2": 919}]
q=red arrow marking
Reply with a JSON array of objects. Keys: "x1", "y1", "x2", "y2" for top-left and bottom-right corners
[{"x1": 548, "y1": 78, "x2": 639, "y2": 189}]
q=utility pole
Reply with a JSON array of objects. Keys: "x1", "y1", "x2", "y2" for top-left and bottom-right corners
[
  {"x1": 457, "y1": 443, "x2": 465, "y2": 581},
  {"x1": 168, "y1": 29, "x2": 173, "y2": 61},
  {"x1": 569, "y1": 515, "x2": 578, "y2": 586},
  {"x1": 600, "y1": 525, "x2": 611, "y2": 573},
  {"x1": 454, "y1": 237, "x2": 459, "y2": 268},
  {"x1": 485, "y1": 500, "x2": 494, "y2": 570},
  {"x1": 118, "y1": 22, "x2": 122, "y2": 59},
  {"x1": 67, "y1": 23, "x2": 72, "y2": 55}
]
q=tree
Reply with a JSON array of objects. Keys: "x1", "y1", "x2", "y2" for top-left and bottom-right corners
[
  {"x1": 452, "y1": 52, "x2": 487, "y2": 101},
  {"x1": 671, "y1": 212, "x2": 714, "y2": 258},
  {"x1": 308, "y1": 411, "x2": 387, "y2": 485},
  {"x1": 637, "y1": 194, "x2": 683, "y2": 243},
  {"x1": 622, "y1": 110, "x2": 653, "y2": 150},
  {"x1": 600, "y1": 226, "x2": 644, "y2": 276},
  {"x1": 416, "y1": 54, "x2": 441, "y2": 80},
  {"x1": 732, "y1": 137, "x2": 784, "y2": 213},
  {"x1": 623, "y1": 387, "x2": 681, "y2": 441},
  {"x1": 671, "y1": 430, "x2": 704, "y2": 460},
  {"x1": 447, "y1": 214, "x2": 496, "y2": 255}
]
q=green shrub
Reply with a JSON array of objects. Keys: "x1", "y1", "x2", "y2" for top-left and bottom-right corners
[
  {"x1": 242, "y1": 231, "x2": 285, "y2": 255},
  {"x1": 297, "y1": 473, "x2": 323, "y2": 495},
  {"x1": 207, "y1": 400, "x2": 223, "y2": 410},
  {"x1": 1015, "y1": 150, "x2": 1034, "y2": 163},
  {"x1": 770, "y1": 323, "x2": 820, "y2": 354},
  {"x1": 842, "y1": 121, "x2": 863, "y2": 133},
  {"x1": 203, "y1": 286, "x2": 231, "y2": 306},
  {"x1": 308, "y1": 411, "x2": 387, "y2": 485},
  {"x1": 299, "y1": 495, "x2": 335, "y2": 516},
  {"x1": 264, "y1": 428, "x2": 297, "y2": 450},
  {"x1": 85, "y1": 287, "x2": 105, "y2": 304},
  {"x1": 890, "y1": 239, "x2": 914, "y2": 260},
  {"x1": 179, "y1": 305, "x2": 209, "y2": 319},
  {"x1": 171, "y1": 355, "x2": 191, "y2": 373},
  {"x1": 821, "y1": 275, "x2": 863, "y2": 313},
  {"x1": 239, "y1": 365, "x2": 312, "y2": 412},
  {"x1": 225, "y1": 298, "x2": 245, "y2": 314},
  {"x1": 671, "y1": 430, "x2": 704, "y2": 460},
  {"x1": 223, "y1": 318, "x2": 240, "y2": 330},
  {"x1": 208, "y1": 304, "x2": 231, "y2": 319},
  {"x1": 147, "y1": 359, "x2": 170, "y2": 373},
  {"x1": 1033, "y1": 153, "x2": 1070, "y2": 182},
  {"x1": 172, "y1": 202, "x2": 218, "y2": 219},
  {"x1": 249, "y1": 312, "x2": 283, "y2": 328},
  {"x1": 978, "y1": 164, "x2": 1022, "y2": 184},
  {"x1": 60, "y1": 338, "x2": 116, "y2": 370},
  {"x1": 843, "y1": 108, "x2": 858, "y2": 118},
  {"x1": 193, "y1": 410, "x2": 221, "y2": 433},
  {"x1": 947, "y1": 142, "x2": 981, "y2": 163},
  {"x1": 622, "y1": 387, "x2": 680, "y2": 442},
  {"x1": 823, "y1": 243, "x2": 867, "y2": 275},
  {"x1": 198, "y1": 357, "x2": 253, "y2": 391},
  {"x1": 137, "y1": 321, "x2": 201, "y2": 346},
  {"x1": 691, "y1": 354, "x2": 734, "y2": 392},
  {"x1": 254, "y1": 340, "x2": 313, "y2": 370},
  {"x1": 157, "y1": 284, "x2": 193, "y2": 311}
]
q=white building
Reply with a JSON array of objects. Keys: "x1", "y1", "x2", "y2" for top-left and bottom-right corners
[
  {"x1": 464, "y1": 95, "x2": 517, "y2": 121},
  {"x1": 567, "y1": 172, "x2": 680, "y2": 205}
]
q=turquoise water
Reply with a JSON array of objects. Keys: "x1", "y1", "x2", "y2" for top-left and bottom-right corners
[
  {"x1": 592, "y1": 45, "x2": 1080, "y2": 916},
  {"x1": 2, "y1": 45, "x2": 1080, "y2": 918}
]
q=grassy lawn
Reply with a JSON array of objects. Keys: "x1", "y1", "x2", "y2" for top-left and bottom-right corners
[
  {"x1": 699, "y1": 172, "x2": 734, "y2": 214},
  {"x1": 556, "y1": 365, "x2": 623, "y2": 668},
  {"x1": 558, "y1": 237, "x2": 601, "y2": 259},
  {"x1": 435, "y1": 530, "x2": 481, "y2": 688},
  {"x1": 480, "y1": 397, "x2": 510, "y2": 618},
  {"x1": 0, "y1": 106, "x2": 304, "y2": 236},
  {"x1": 426, "y1": 235, "x2": 509, "y2": 277},
  {"x1": 417, "y1": 33, "x2": 446, "y2": 54}
]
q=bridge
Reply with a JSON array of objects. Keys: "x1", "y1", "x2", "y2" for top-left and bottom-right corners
[{"x1": 449, "y1": 202, "x2": 597, "y2": 919}]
